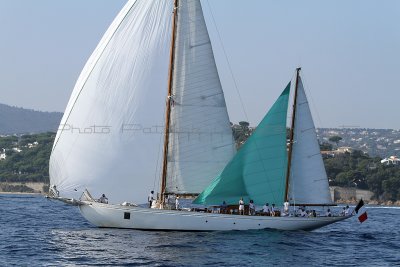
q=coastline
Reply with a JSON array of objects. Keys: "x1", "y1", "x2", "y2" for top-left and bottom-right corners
[
  {"x1": 0, "y1": 192, "x2": 45, "y2": 195},
  {"x1": 335, "y1": 199, "x2": 400, "y2": 207},
  {"x1": 1, "y1": 183, "x2": 398, "y2": 206}
]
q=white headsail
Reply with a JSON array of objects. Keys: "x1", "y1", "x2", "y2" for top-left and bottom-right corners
[
  {"x1": 288, "y1": 77, "x2": 333, "y2": 205},
  {"x1": 165, "y1": 0, "x2": 236, "y2": 194},
  {"x1": 50, "y1": 0, "x2": 173, "y2": 203}
]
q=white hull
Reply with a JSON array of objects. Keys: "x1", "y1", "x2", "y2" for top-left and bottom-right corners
[{"x1": 79, "y1": 202, "x2": 350, "y2": 231}]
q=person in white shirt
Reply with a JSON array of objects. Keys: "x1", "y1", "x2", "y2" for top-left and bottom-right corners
[
  {"x1": 311, "y1": 210, "x2": 317, "y2": 217},
  {"x1": 340, "y1": 207, "x2": 346, "y2": 216},
  {"x1": 98, "y1": 194, "x2": 108, "y2": 204},
  {"x1": 326, "y1": 208, "x2": 332, "y2": 217},
  {"x1": 262, "y1": 203, "x2": 270, "y2": 216},
  {"x1": 283, "y1": 201, "x2": 289, "y2": 216},
  {"x1": 271, "y1": 204, "x2": 277, "y2": 216},
  {"x1": 239, "y1": 197, "x2": 245, "y2": 215},
  {"x1": 300, "y1": 208, "x2": 307, "y2": 217},
  {"x1": 344, "y1": 205, "x2": 352, "y2": 216},
  {"x1": 51, "y1": 185, "x2": 59, "y2": 197},
  {"x1": 175, "y1": 196, "x2": 180, "y2": 210},
  {"x1": 148, "y1": 191, "x2": 154, "y2": 208},
  {"x1": 249, "y1": 200, "x2": 255, "y2": 215}
]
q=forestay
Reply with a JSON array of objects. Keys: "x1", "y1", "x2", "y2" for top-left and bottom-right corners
[
  {"x1": 194, "y1": 84, "x2": 291, "y2": 206},
  {"x1": 165, "y1": 0, "x2": 235, "y2": 194},
  {"x1": 49, "y1": 0, "x2": 173, "y2": 203},
  {"x1": 288, "y1": 77, "x2": 333, "y2": 205}
]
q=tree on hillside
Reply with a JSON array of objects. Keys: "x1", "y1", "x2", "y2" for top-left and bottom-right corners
[
  {"x1": 329, "y1": 135, "x2": 342, "y2": 147},
  {"x1": 319, "y1": 142, "x2": 333, "y2": 151},
  {"x1": 382, "y1": 176, "x2": 400, "y2": 201},
  {"x1": 232, "y1": 121, "x2": 252, "y2": 148},
  {"x1": 238, "y1": 121, "x2": 249, "y2": 128}
]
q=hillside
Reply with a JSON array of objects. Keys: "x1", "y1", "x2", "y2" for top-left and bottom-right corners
[
  {"x1": 1, "y1": 122, "x2": 399, "y2": 200},
  {"x1": 0, "y1": 103, "x2": 62, "y2": 135},
  {"x1": 0, "y1": 132, "x2": 54, "y2": 183},
  {"x1": 317, "y1": 128, "x2": 400, "y2": 158},
  {"x1": 232, "y1": 122, "x2": 400, "y2": 201}
]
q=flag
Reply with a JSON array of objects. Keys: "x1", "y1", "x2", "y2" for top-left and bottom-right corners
[
  {"x1": 358, "y1": 211, "x2": 368, "y2": 223},
  {"x1": 354, "y1": 199, "x2": 364, "y2": 214}
]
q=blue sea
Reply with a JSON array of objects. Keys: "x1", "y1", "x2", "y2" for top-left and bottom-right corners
[{"x1": 1, "y1": 194, "x2": 399, "y2": 266}]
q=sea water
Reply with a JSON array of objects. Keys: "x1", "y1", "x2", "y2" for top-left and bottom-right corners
[{"x1": 1, "y1": 194, "x2": 399, "y2": 266}]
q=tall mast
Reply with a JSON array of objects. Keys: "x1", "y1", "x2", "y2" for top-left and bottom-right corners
[
  {"x1": 284, "y1": 67, "x2": 301, "y2": 203},
  {"x1": 160, "y1": 0, "x2": 179, "y2": 206}
]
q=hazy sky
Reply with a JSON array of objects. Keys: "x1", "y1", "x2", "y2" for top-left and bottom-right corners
[{"x1": 0, "y1": 0, "x2": 399, "y2": 129}]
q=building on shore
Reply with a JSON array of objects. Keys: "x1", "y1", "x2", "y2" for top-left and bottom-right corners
[{"x1": 381, "y1": 156, "x2": 400, "y2": 165}]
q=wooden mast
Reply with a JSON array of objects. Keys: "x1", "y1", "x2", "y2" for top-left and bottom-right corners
[
  {"x1": 284, "y1": 67, "x2": 301, "y2": 203},
  {"x1": 160, "y1": 0, "x2": 179, "y2": 206}
]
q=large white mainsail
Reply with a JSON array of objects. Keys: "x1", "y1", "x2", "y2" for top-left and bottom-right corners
[
  {"x1": 49, "y1": 0, "x2": 173, "y2": 203},
  {"x1": 288, "y1": 77, "x2": 333, "y2": 205},
  {"x1": 165, "y1": 0, "x2": 235, "y2": 194}
]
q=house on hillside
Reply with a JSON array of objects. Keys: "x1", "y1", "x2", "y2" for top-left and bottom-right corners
[
  {"x1": 27, "y1": 141, "x2": 39, "y2": 149},
  {"x1": 336, "y1": 146, "x2": 353, "y2": 154},
  {"x1": 0, "y1": 148, "x2": 6, "y2": 160},
  {"x1": 320, "y1": 151, "x2": 335, "y2": 158},
  {"x1": 381, "y1": 156, "x2": 400, "y2": 165},
  {"x1": 12, "y1": 147, "x2": 22, "y2": 153},
  {"x1": 320, "y1": 146, "x2": 354, "y2": 158}
]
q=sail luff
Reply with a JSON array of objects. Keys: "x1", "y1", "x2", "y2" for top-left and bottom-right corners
[
  {"x1": 284, "y1": 67, "x2": 301, "y2": 202},
  {"x1": 160, "y1": 0, "x2": 179, "y2": 205}
]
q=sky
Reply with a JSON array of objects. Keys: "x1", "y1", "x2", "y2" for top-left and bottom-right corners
[{"x1": 0, "y1": 0, "x2": 399, "y2": 129}]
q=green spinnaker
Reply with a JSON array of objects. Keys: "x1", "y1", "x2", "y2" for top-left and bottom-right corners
[{"x1": 193, "y1": 83, "x2": 290, "y2": 206}]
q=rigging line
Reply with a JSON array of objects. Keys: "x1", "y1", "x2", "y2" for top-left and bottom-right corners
[
  {"x1": 204, "y1": 1, "x2": 283, "y2": 204},
  {"x1": 205, "y1": 0, "x2": 282, "y2": 203},
  {"x1": 52, "y1": 1, "x2": 139, "y2": 152},
  {"x1": 205, "y1": 0, "x2": 249, "y2": 122}
]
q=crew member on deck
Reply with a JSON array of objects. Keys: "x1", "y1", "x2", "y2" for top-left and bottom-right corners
[
  {"x1": 340, "y1": 207, "x2": 346, "y2": 216},
  {"x1": 262, "y1": 203, "x2": 270, "y2": 216},
  {"x1": 300, "y1": 208, "x2": 307, "y2": 217},
  {"x1": 99, "y1": 194, "x2": 108, "y2": 204},
  {"x1": 344, "y1": 205, "x2": 351, "y2": 216},
  {"x1": 51, "y1": 185, "x2": 59, "y2": 197},
  {"x1": 326, "y1": 208, "x2": 332, "y2": 217},
  {"x1": 271, "y1": 204, "x2": 277, "y2": 216},
  {"x1": 283, "y1": 201, "x2": 289, "y2": 216},
  {"x1": 239, "y1": 197, "x2": 245, "y2": 215},
  {"x1": 148, "y1": 190, "x2": 154, "y2": 208},
  {"x1": 175, "y1": 196, "x2": 180, "y2": 210},
  {"x1": 249, "y1": 200, "x2": 255, "y2": 215},
  {"x1": 221, "y1": 201, "x2": 227, "y2": 214}
]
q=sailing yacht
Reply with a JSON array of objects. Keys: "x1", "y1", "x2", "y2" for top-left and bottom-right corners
[{"x1": 49, "y1": 0, "x2": 351, "y2": 231}]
